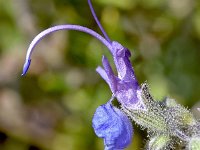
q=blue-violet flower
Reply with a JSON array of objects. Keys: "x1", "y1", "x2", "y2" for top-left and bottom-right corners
[{"x1": 21, "y1": 0, "x2": 146, "y2": 149}]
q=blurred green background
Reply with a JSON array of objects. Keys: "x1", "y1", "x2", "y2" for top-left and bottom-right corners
[{"x1": 0, "y1": 0, "x2": 200, "y2": 149}]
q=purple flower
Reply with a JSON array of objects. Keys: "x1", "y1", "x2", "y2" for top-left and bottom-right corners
[
  {"x1": 96, "y1": 47, "x2": 145, "y2": 110},
  {"x1": 21, "y1": 0, "x2": 146, "y2": 149},
  {"x1": 88, "y1": 0, "x2": 145, "y2": 110},
  {"x1": 92, "y1": 101, "x2": 133, "y2": 150}
]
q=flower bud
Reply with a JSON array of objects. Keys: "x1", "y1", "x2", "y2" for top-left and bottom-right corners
[
  {"x1": 147, "y1": 134, "x2": 171, "y2": 150},
  {"x1": 165, "y1": 98, "x2": 196, "y2": 126},
  {"x1": 188, "y1": 136, "x2": 200, "y2": 150}
]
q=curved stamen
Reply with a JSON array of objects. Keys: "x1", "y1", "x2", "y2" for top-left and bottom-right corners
[
  {"x1": 88, "y1": 0, "x2": 112, "y2": 43},
  {"x1": 21, "y1": 24, "x2": 113, "y2": 76}
]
